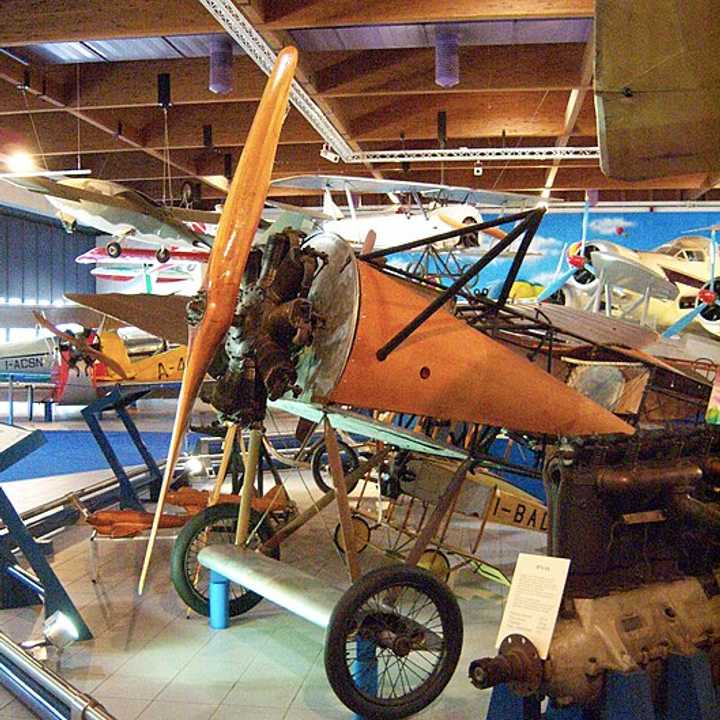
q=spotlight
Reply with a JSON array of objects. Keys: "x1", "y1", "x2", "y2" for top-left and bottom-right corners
[
  {"x1": 185, "y1": 456, "x2": 205, "y2": 476},
  {"x1": 473, "y1": 162, "x2": 483, "y2": 177},
  {"x1": 6, "y1": 151, "x2": 35, "y2": 175},
  {"x1": 320, "y1": 144, "x2": 340, "y2": 164},
  {"x1": 22, "y1": 611, "x2": 79, "y2": 660},
  {"x1": 43, "y1": 611, "x2": 79, "y2": 650}
]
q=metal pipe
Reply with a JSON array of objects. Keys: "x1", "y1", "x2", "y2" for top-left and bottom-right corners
[
  {"x1": 0, "y1": 629, "x2": 117, "y2": 719},
  {"x1": 597, "y1": 461, "x2": 702, "y2": 495},
  {"x1": 376, "y1": 210, "x2": 543, "y2": 360}
]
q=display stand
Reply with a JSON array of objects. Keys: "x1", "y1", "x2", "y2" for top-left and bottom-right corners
[
  {"x1": 81, "y1": 386, "x2": 164, "y2": 511},
  {"x1": 0, "y1": 422, "x2": 92, "y2": 640},
  {"x1": 486, "y1": 653, "x2": 719, "y2": 720}
]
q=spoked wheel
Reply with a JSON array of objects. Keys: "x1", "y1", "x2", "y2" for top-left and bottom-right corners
[
  {"x1": 417, "y1": 549, "x2": 452, "y2": 584},
  {"x1": 333, "y1": 515, "x2": 371, "y2": 554},
  {"x1": 325, "y1": 565, "x2": 463, "y2": 720},
  {"x1": 170, "y1": 503, "x2": 278, "y2": 617},
  {"x1": 311, "y1": 440, "x2": 360, "y2": 494}
]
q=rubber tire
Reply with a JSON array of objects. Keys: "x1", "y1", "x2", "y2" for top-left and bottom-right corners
[
  {"x1": 311, "y1": 440, "x2": 360, "y2": 494},
  {"x1": 325, "y1": 565, "x2": 463, "y2": 720},
  {"x1": 156, "y1": 247, "x2": 171, "y2": 263},
  {"x1": 106, "y1": 241, "x2": 122, "y2": 258},
  {"x1": 170, "y1": 503, "x2": 278, "y2": 617}
]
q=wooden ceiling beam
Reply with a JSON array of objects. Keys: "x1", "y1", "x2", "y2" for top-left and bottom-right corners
[
  {"x1": 0, "y1": 43, "x2": 590, "y2": 117},
  {"x1": 261, "y1": 0, "x2": 594, "y2": 29},
  {"x1": 347, "y1": 90, "x2": 596, "y2": 140},
  {"x1": 310, "y1": 44, "x2": 585, "y2": 96},
  {"x1": 542, "y1": 33, "x2": 594, "y2": 196},
  {"x1": 0, "y1": 53, "x2": 227, "y2": 192},
  {"x1": 0, "y1": 0, "x2": 218, "y2": 46}
]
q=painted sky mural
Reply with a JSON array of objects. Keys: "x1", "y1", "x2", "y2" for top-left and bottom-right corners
[{"x1": 395, "y1": 209, "x2": 720, "y2": 294}]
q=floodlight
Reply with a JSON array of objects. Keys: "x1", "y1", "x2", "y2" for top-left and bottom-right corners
[
  {"x1": 22, "y1": 610, "x2": 79, "y2": 660},
  {"x1": 320, "y1": 144, "x2": 340, "y2": 164},
  {"x1": 43, "y1": 611, "x2": 79, "y2": 650},
  {"x1": 6, "y1": 152, "x2": 35, "y2": 175},
  {"x1": 185, "y1": 457, "x2": 205, "y2": 475}
]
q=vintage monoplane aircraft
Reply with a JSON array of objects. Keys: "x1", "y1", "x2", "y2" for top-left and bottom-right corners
[
  {"x1": 70, "y1": 46, "x2": 639, "y2": 720},
  {"x1": 3, "y1": 175, "x2": 221, "y2": 257}
]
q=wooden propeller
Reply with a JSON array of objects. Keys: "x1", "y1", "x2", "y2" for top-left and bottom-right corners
[{"x1": 137, "y1": 47, "x2": 299, "y2": 593}]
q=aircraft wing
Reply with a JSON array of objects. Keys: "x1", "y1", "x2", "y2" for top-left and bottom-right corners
[
  {"x1": 264, "y1": 199, "x2": 333, "y2": 221},
  {"x1": 517, "y1": 303, "x2": 661, "y2": 349},
  {"x1": 271, "y1": 174, "x2": 545, "y2": 207},
  {"x1": 169, "y1": 207, "x2": 222, "y2": 225},
  {"x1": 589, "y1": 250, "x2": 679, "y2": 301},
  {"x1": 65, "y1": 293, "x2": 189, "y2": 345},
  {"x1": 2, "y1": 175, "x2": 92, "y2": 202},
  {"x1": 595, "y1": 0, "x2": 720, "y2": 180},
  {"x1": 270, "y1": 397, "x2": 468, "y2": 459}
]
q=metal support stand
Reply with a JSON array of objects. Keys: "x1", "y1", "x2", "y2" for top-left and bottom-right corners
[
  {"x1": 600, "y1": 669, "x2": 655, "y2": 720},
  {"x1": 352, "y1": 637, "x2": 378, "y2": 720},
  {"x1": 486, "y1": 684, "x2": 541, "y2": 720},
  {"x1": 209, "y1": 570, "x2": 230, "y2": 630},
  {"x1": 0, "y1": 425, "x2": 92, "y2": 639},
  {"x1": 81, "y1": 387, "x2": 163, "y2": 511},
  {"x1": 6, "y1": 376, "x2": 13, "y2": 425},
  {"x1": 26, "y1": 386, "x2": 33, "y2": 422},
  {"x1": 663, "y1": 652, "x2": 719, "y2": 720}
]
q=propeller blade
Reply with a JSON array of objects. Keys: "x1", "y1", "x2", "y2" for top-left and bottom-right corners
[
  {"x1": 661, "y1": 303, "x2": 707, "y2": 338},
  {"x1": 536, "y1": 267, "x2": 577, "y2": 302},
  {"x1": 711, "y1": 227, "x2": 717, "y2": 281},
  {"x1": 33, "y1": 311, "x2": 129, "y2": 379},
  {"x1": 579, "y1": 194, "x2": 590, "y2": 254},
  {"x1": 137, "y1": 46, "x2": 299, "y2": 594}
]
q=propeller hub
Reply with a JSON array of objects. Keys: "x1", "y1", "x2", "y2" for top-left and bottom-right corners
[
  {"x1": 568, "y1": 254, "x2": 586, "y2": 269},
  {"x1": 698, "y1": 289, "x2": 717, "y2": 305}
]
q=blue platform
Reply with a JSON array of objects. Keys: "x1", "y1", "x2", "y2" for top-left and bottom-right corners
[{"x1": 0, "y1": 429, "x2": 199, "y2": 482}]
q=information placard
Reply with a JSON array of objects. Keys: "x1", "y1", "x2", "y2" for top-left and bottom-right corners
[{"x1": 495, "y1": 553, "x2": 570, "y2": 659}]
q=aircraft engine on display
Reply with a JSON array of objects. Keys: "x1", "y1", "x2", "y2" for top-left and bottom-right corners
[{"x1": 469, "y1": 427, "x2": 720, "y2": 711}]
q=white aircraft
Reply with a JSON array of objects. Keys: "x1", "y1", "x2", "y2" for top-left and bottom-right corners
[
  {"x1": 541, "y1": 232, "x2": 720, "y2": 339},
  {"x1": 270, "y1": 175, "x2": 543, "y2": 253}
]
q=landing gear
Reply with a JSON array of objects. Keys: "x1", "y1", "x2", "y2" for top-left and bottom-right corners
[
  {"x1": 156, "y1": 247, "x2": 171, "y2": 263},
  {"x1": 325, "y1": 565, "x2": 463, "y2": 720},
  {"x1": 106, "y1": 241, "x2": 122, "y2": 258},
  {"x1": 311, "y1": 440, "x2": 360, "y2": 494},
  {"x1": 170, "y1": 503, "x2": 278, "y2": 617}
]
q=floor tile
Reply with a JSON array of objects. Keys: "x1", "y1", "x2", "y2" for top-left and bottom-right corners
[{"x1": 136, "y1": 700, "x2": 218, "y2": 720}]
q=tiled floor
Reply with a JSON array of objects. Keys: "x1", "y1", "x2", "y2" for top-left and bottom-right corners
[{"x1": 0, "y1": 408, "x2": 542, "y2": 719}]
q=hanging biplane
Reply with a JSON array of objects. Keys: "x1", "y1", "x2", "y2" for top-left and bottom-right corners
[{"x1": 64, "y1": 47, "x2": 711, "y2": 720}]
